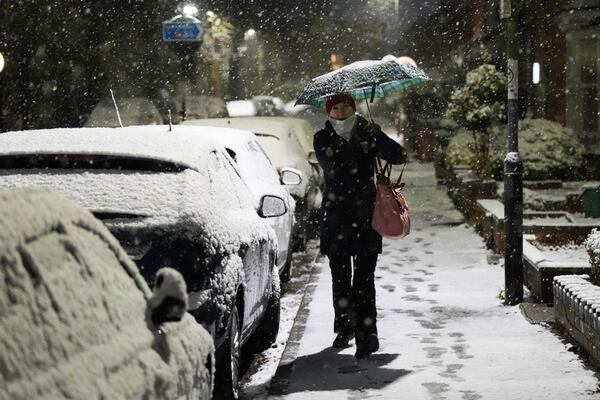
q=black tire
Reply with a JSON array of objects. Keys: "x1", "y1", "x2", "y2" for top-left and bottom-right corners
[
  {"x1": 248, "y1": 281, "x2": 281, "y2": 353},
  {"x1": 213, "y1": 305, "x2": 242, "y2": 400}
]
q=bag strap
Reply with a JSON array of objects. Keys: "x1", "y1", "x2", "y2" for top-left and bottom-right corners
[
  {"x1": 395, "y1": 162, "x2": 407, "y2": 186},
  {"x1": 376, "y1": 157, "x2": 406, "y2": 186},
  {"x1": 375, "y1": 157, "x2": 392, "y2": 178}
]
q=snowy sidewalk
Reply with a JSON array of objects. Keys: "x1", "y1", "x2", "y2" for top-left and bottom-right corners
[{"x1": 267, "y1": 162, "x2": 600, "y2": 400}]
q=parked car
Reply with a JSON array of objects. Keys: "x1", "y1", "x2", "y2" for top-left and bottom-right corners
[
  {"x1": 183, "y1": 95, "x2": 229, "y2": 120},
  {"x1": 183, "y1": 117, "x2": 322, "y2": 250},
  {"x1": 85, "y1": 97, "x2": 163, "y2": 127},
  {"x1": 0, "y1": 188, "x2": 214, "y2": 400},
  {"x1": 256, "y1": 116, "x2": 324, "y2": 190},
  {"x1": 252, "y1": 95, "x2": 285, "y2": 116},
  {"x1": 226, "y1": 99, "x2": 257, "y2": 117},
  {"x1": 198, "y1": 126, "x2": 300, "y2": 281},
  {"x1": 0, "y1": 125, "x2": 285, "y2": 400}
]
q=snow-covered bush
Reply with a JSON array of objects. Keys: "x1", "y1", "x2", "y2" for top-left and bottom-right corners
[
  {"x1": 489, "y1": 119, "x2": 585, "y2": 180},
  {"x1": 446, "y1": 128, "x2": 479, "y2": 169},
  {"x1": 584, "y1": 229, "x2": 600, "y2": 285},
  {"x1": 447, "y1": 119, "x2": 585, "y2": 181},
  {"x1": 445, "y1": 64, "x2": 506, "y2": 177}
]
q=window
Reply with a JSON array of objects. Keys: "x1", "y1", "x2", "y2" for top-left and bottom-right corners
[{"x1": 0, "y1": 154, "x2": 188, "y2": 172}]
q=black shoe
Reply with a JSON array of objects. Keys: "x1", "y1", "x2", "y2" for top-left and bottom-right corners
[
  {"x1": 332, "y1": 331, "x2": 355, "y2": 348},
  {"x1": 355, "y1": 334, "x2": 379, "y2": 359}
]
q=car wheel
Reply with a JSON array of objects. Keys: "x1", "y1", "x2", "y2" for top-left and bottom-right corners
[
  {"x1": 248, "y1": 279, "x2": 280, "y2": 353},
  {"x1": 214, "y1": 305, "x2": 242, "y2": 400}
]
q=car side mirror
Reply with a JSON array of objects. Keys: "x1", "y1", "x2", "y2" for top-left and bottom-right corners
[
  {"x1": 280, "y1": 167, "x2": 302, "y2": 185},
  {"x1": 149, "y1": 267, "x2": 188, "y2": 326},
  {"x1": 258, "y1": 194, "x2": 287, "y2": 218},
  {"x1": 308, "y1": 151, "x2": 319, "y2": 166}
]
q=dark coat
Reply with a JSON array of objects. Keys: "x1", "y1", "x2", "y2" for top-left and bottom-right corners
[{"x1": 313, "y1": 115, "x2": 407, "y2": 257}]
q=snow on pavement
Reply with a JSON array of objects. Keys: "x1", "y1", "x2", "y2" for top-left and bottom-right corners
[{"x1": 266, "y1": 162, "x2": 600, "y2": 400}]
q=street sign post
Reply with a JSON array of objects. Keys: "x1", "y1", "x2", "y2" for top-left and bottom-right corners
[
  {"x1": 163, "y1": 16, "x2": 203, "y2": 42},
  {"x1": 501, "y1": 0, "x2": 524, "y2": 305}
]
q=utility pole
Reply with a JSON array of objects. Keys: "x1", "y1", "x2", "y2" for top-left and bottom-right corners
[{"x1": 501, "y1": 0, "x2": 523, "y2": 305}]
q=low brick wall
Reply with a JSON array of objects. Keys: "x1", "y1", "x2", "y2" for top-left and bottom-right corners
[
  {"x1": 554, "y1": 275, "x2": 600, "y2": 365},
  {"x1": 525, "y1": 239, "x2": 589, "y2": 303},
  {"x1": 476, "y1": 199, "x2": 600, "y2": 252}
]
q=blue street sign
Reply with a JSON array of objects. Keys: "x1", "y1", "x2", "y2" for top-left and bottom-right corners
[{"x1": 163, "y1": 19, "x2": 203, "y2": 42}]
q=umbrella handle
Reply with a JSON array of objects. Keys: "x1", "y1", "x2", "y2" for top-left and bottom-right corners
[{"x1": 362, "y1": 87, "x2": 375, "y2": 124}]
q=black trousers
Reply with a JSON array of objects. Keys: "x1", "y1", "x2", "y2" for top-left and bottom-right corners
[{"x1": 328, "y1": 251, "x2": 378, "y2": 339}]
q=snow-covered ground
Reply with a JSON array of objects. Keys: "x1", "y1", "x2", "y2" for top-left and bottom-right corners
[{"x1": 246, "y1": 162, "x2": 600, "y2": 400}]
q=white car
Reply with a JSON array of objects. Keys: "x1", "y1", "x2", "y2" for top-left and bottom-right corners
[
  {"x1": 226, "y1": 99, "x2": 258, "y2": 117},
  {"x1": 256, "y1": 116, "x2": 325, "y2": 191},
  {"x1": 0, "y1": 125, "x2": 285, "y2": 399},
  {"x1": 183, "y1": 117, "x2": 323, "y2": 250},
  {"x1": 0, "y1": 188, "x2": 214, "y2": 400},
  {"x1": 197, "y1": 127, "x2": 299, "y2": 281}
]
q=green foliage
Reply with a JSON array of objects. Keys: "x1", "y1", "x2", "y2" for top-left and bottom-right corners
[
  {"x1": 446, "y1": 129, "x2": 479, "y2": 168},
  {"x1": 446, "y1": 64, "x2": 506, "y2": 133},
  {"x1": 445, "y1": 64, "x2": 506, "y2": 176},
  {"x1": 489, "y1": 119, "x2": 585, "y2": 180},
  {"x1": 585, "y1": 229, "x2": 600, "y2": 285},
  {"x1": 447, "y1": 119, "x2": 586, "y2": 180}
]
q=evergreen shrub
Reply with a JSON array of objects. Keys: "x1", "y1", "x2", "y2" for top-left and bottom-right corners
[
  {"x1": 585, "y1": 229, "x2": 600, "y2": 285},
  {"x1": 446, "y1": 119, "x2": 585, "y2": 180}
]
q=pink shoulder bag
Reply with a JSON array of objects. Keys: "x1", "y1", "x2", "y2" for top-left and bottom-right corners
[{"x1": 371, "y1": 159, "x2": 410, "y2": 238}]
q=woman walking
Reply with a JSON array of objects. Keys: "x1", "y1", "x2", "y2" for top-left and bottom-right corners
[{"x1": 313, "y1": 93, "x2": 407, "y2": 358}]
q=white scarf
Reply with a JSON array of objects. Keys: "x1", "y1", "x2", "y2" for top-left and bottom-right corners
[{"x1": 328, "y1": 114, "x2": 357, "y2": 141}]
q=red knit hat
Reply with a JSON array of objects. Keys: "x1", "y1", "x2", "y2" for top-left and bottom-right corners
[{"x1": 325, "y1": 93, "x2": 356, "y2": 114}]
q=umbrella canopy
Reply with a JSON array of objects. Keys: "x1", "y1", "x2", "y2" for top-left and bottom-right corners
[{"x1": 296, "y1": 55, "x2": 430, "y2": 108}]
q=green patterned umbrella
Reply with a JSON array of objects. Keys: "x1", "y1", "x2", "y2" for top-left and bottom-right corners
[{"x1": 295, "y1": 55, "x2": 430, "y2": 108}]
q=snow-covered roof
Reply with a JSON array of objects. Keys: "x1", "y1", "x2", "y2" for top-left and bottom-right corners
[{"x1": 0, "y1": 125, "x2": 230, "y2": 172}]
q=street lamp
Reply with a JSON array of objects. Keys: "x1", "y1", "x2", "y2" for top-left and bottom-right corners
[
  {"x1": 177, "y1": 2, "x2": 200, "y2": 17},
  {"x1": 245, "y1": 29, "x2": 257, "y2": 39},
  {"x1": 0, "y1": 52, "x2": 4, "y2": 73},
  {"x1": 532, "y1": 62, "x2": 541, "y2": 84}
]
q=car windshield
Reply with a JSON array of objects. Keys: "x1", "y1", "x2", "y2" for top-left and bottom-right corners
[{"x1": 0, "y1": 154, "x2": 188, "y2": 172}]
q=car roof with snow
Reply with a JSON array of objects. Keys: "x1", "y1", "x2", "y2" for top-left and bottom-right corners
[
  {"x1": 182, "y1": 118, "x2": 312, "y2": 198},
  {"x1": 198, "y1": 127, "x2": 285, "y2": 199},
  {"x1": 0, "y1": 125, "x2": 241, "y2": 171},
  {"x1": 0, "y1": 126, "x2": 276, "y2": 253}
]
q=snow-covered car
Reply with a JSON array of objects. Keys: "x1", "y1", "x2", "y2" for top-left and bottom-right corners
[
  {"x1": 0, "y1": 125, "x2": 284, "y2": 400},
  {"x1": 196, "y1": 126, "x2": 299, "y2": 281},
  {"x1": 226, "y1": 99, "x2": 258, "y2": 117},
  {"x1": 85, "y1": 97, "x2": 163, "y2": 127},
  {"x1": 183, "y1": 117, "x2": 322, "y2": 250},
  {"x1": 252, "y1": 95, "x2": 285, "y2": 116},
  {"x1": 0, "y1": 188, "x2": 214, "y2": 400},
  {"x1": 183, "y1": 95, "x2": 229, "y2": 119},
  {"x1": 257, "y1": 116, "x2": 324, "y2": 191}
]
